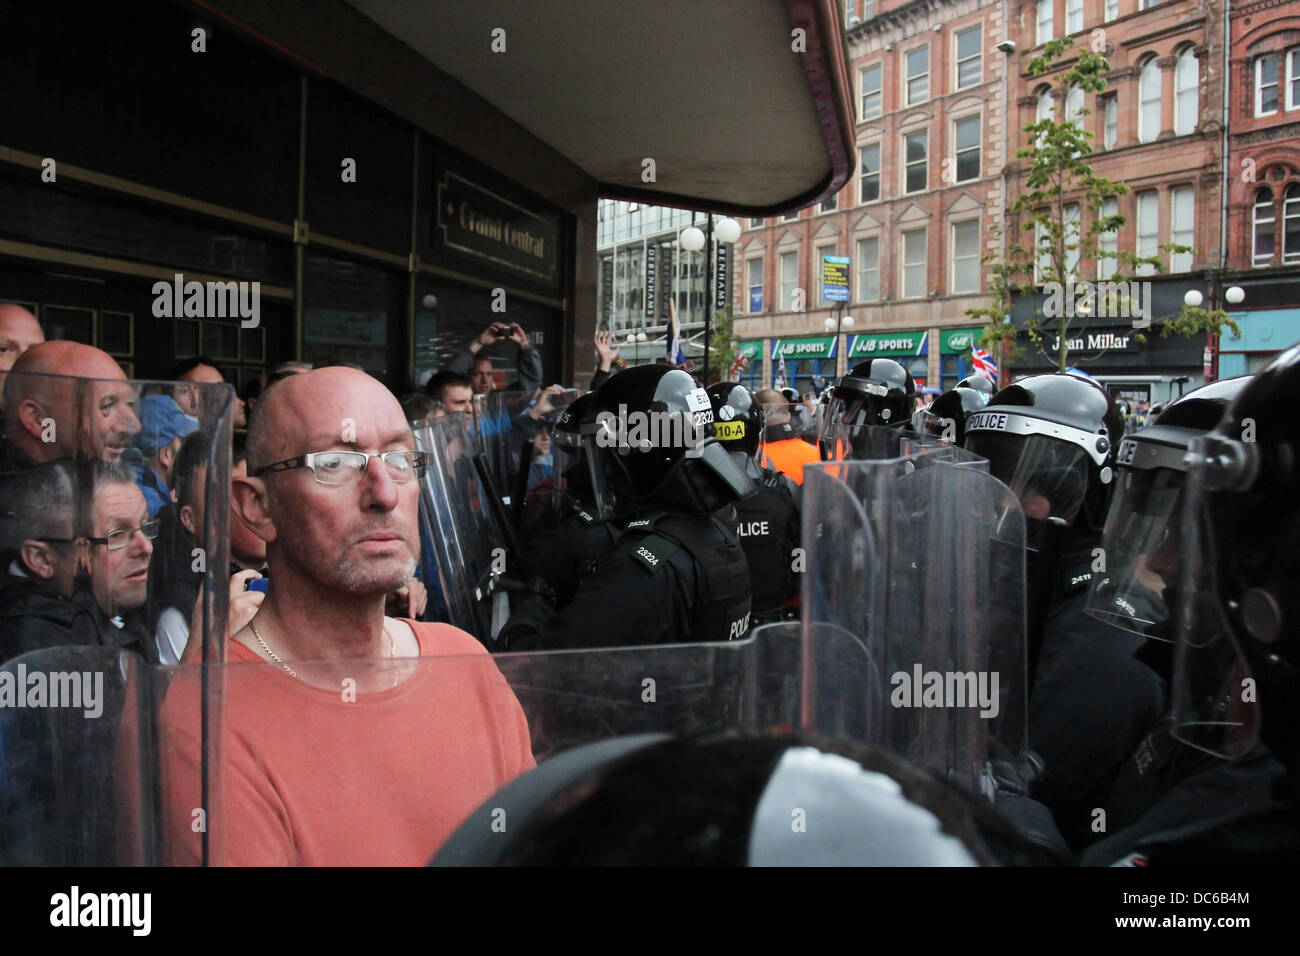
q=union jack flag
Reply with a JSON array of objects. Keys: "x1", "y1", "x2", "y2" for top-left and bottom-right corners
[
  {"x1": 971, "y1": 346, "x2": 998, "y2": 381},
  {"x1": 729, "y1": 351, "x2": 750, "y2": 380}
]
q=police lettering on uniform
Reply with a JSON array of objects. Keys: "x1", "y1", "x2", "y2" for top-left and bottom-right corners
[
  {"x1": 498, "y1": 366, "x2": 754, "y2": 650},
  {"x1": 707, "y1": 382, "x2": 800, "y2": 625}
]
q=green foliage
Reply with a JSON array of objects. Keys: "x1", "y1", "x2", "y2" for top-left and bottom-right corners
[
  {"x1": 966, "y1": 36, "x2": 1236, "y2": 373},
  {"x1": 707, "y1": 306, "x2": 741, "y2": 382}
]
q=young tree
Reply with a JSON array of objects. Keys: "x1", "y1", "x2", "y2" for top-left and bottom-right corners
[
  {"x1": 706, "y1": 306, "x2": 741, "y2": 383},
  {"x1": 967, "y1": 34, "x2": 1237, "y2": 374}
]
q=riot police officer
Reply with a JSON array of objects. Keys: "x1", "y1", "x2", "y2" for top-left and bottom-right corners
[
  {"x1": 911, "y1": 384, "x2": 989, "y2": 445},
  {"x1": 962, "y1": 372, "x2": 1166, "y2": 850},
  {"x1": 1082, "y1": 356, "x2": 1300, "y2": 865},
  {"x1": 707, "y1": 382, "x2": 799, "y2": 625},
  {"x1": 514, "y1": 392, "x2": 621, "y2": 610},
  {"x1": 824, "y1": 357, "x2": 916, "y2": 432},
  {"x1": 498, "y1": 366, "x2": 754, "y2": 650}
]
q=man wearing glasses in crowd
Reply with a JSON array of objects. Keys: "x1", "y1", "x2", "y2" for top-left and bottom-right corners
[{"x1": 162, "y1": 366, "x2": 533, "y2": 866}]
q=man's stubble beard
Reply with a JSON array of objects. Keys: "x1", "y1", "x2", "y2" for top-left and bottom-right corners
[{"x1": 271, "y1": 495, "x2": 419, "y2": 598}]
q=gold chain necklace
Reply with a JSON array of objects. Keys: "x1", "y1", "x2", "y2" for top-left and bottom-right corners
[{"x1": 248, "y1": 618, "x2": 399, "y2": 688}]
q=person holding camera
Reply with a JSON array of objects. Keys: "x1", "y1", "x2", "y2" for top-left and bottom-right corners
[{"x1": 447, "y1": 322, "x2": 541, "y2": 398}]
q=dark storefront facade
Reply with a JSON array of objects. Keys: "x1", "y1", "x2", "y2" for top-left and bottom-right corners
[{"x1": 0, "y1": 1, "x2": 570, "y2": 393}]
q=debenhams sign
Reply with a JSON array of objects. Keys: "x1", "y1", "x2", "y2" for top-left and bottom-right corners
[{"x1": 436, "y1": 171, "x2": 559, "y2": 285}]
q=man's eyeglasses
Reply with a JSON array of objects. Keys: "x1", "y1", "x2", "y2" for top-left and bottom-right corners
[
  {"x1": 252, "y1": 450, "x2": 428, "y2": 486},
  {"x1": 40, "y1": 520, "x2": 161, "y2": 551}
]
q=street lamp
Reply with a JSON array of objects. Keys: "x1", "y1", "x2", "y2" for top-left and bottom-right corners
[
  {"x1": 824, "y1": 308, "x2": 855, "y2": 375},
  {"x1": 1184, "y1": 289, "x2": 1204, "y2": 308},
  {"x1": 680, "y1": 216, "x2": 741, "y2": 383},
  {"x1": 1225, "y1": 286, "x2": 1245, "y2": 305}
]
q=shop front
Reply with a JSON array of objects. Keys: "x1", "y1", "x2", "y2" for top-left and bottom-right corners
[
  {"x1": 772, "y1": 336, "x2": 837, "y2": 395},
  {"x1": 846, "y1": 330, "x2": 929, "y2": 389},
  {"x1": 938, "y1": 328, "x2": 984, "y2": 392}
]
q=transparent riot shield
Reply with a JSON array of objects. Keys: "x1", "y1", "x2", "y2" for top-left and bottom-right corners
[
  {"x1": 0, "y1": 371, "x2": 234, "y2": 864},
  {"x1": 413, "y1": 415, "x2": 509, "y2": 644},
  {"x1": 800, "y1": 457, "x2": 1027, "y2": 799},
  {"x1": 165, "y1": 619, "x2": 874, "y2": 866},
  {"x1": 470, "y1": 391, "x2": 536, "y2": 509}
]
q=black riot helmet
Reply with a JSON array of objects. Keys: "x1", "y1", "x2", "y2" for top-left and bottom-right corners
[
  {"x1": 826, "y1": 358, "x2": 916, "y2": 431},
  {"x1": 706, "y1": 381, "x2": 764, "y2": 460},
  {"x1": 1173, "y1": 347, "x2": 1300, "y2": 770},
  {"x1": 963, "y1": 372, "x2": 1124, "y2": 550},
  {"x1": 431, "y1": 734, "x2": 1045, "y2": 866},
  {"x1": 912, "y1": 386, "x2": 989, "y2": 446},
  {"x1": 1084, "y1": 377, "x2": 1251, "y2": 642},
  {"x1": 592, "y1": 365, "x2": 754, "y2": 516},
  {"x1": 957, "y1": 374, "x2": 996, "y2": 401},
  {"x1": 551, "y1": 392, "x2": 613, "y2": 517}
]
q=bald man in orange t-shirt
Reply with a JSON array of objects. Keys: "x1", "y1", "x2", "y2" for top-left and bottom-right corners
[{"x1": 160, "y1": 367, "x2": 534, "y2": 865}]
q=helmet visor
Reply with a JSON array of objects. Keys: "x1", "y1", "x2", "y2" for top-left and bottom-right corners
[
  {"x1": 963, "y1": 432, "x2": 1090, "y2": 550},
  {"x1": 1084, "y1": 466, "x2": 1185, "y2": 640},
  {"x1": 912, "y1": 407, "x2": 960, "y2": 444}
]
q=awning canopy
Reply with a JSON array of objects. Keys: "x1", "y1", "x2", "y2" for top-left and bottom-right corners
[{"x1": 337, "y1": 0, "x2": 855, "y2": 215}]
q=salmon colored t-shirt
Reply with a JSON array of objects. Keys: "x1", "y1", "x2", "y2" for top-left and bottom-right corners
[
  {"x1": 160, "y1": 621, "x2": 535, "y2": 866},
  {"x1": 763, "y1": 437, "x2": 820, "y2": 485}
]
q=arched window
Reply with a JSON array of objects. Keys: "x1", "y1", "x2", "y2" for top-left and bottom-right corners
[
  {"x1": 1065, "y1": 85, "x2": 1084, "y2": 126},
  {"x1": 1253, "y1": 187, "x2": 1275, "y2": 268},
  {"x1": 1036, "y1": 88, "x2": 1053, "y2": 147},
  {"x1": 1174, "y1": 48, "x2": 1199, "y2": 135},
  {"x1": 1285, "y1": 184, "x2": 1300, "y2": 265},
  {"x1": 1139, "y1": 57, "x2": 1161, "y2": 143}
]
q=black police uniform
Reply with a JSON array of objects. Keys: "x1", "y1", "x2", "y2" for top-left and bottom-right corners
[
  {"x1": 727, "y1": 467, "x2": 798, "y2": 623},
  {"x1": 517, "y1": 505, "x2": 621, "y2": 610},
  {"x1": 1028, "y1": 535, "x2": 1168, "y2": 850},
  {"x1": 498, "y1": 508, "x2": 752, "y2": 651}
]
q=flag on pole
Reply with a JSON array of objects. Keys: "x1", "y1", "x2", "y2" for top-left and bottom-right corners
[
  {"x1": 728, "y1": 351, "x2": 749, "y2": 380},
  {"x1": 775, "y1": 352, "x2": 787, "y2": 390},
  {"x1": 971, "y1": 346, "x2": 998, "y2": 381},
  {"x1": 667, "y1": 299, "x2": 686, "y2": 366}
]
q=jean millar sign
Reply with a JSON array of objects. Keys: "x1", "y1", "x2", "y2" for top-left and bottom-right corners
[{"x1": 435, "y1": 169, "x2": 560, "y2": 286}]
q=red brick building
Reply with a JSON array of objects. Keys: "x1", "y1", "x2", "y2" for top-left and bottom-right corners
[
  {"x1": 1002, "y1": 0, "x2": 1227, "y2": 395},
  {"x1": 734, "y1": 0, "x2": 1012, "y2": 394},
  {"x1": 1219, "y1": 0, "x2": 1300, "y2": 377}
]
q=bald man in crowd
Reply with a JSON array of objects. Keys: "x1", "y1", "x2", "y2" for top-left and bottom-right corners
[
  {"x1": 0, "y1": 341, "x2": 140, "y2": 470},
  {"x1": 161, "y1": 366, "x2": 533, "y2": 865},
  {"x1": 0, "y1": 305, "x2": 45, "y2": 403}
]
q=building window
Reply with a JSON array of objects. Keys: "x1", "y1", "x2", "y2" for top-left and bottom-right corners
[
  {"x1": 906, "y1": 46, "x2": 930, "y2": 105},
  {"x1": 956, "y1": 25, "x2": 982, "y2": 89},
  {"x1": 1037, "y1": 0, "x2": 1054, "y2": 45},
  {"x1": 954, "y1": 115, "x2": 981, "y2": 182},
  {"x1": 1285, "y1": 184, "x2": 1300, "y2": 265},
  {"x1": 821, "y1": 194, "x2": 839, "y2": 212},
  {"x1": 951, "y1": 219, "x2": 980, "y2": 293},
  {"x1": 856, "y1": 236, "x2": 880, "y2": 301},
  {"x1": 1066, "y1": 0, "x2": 1084, "y2": 34},
  {"x1": 860, "y1": 63, "x2": 882, "y2": 119},
  {"x1": 904, "y1": 129, "x2": 928, "y2": 194},
  {"x1": 1105, "y1": 0, "x2": 1119, "y2": 21},
  {"x1": 1257, "y1": 54, "x2": 1279, "y2": 117},
  {"x1": 747, "y1": 256, "x2": 764, "y2": 313},
  {"x1": 1065, "y1": 85, "x2": 1084, "y2": 126},
  {"x1": 749, "y1": 217, "x2": 764, "y2": 228},
  {"x1": 1136, "y1": 190, "x2": 1159, "y2": 275},
  {"x1": 1288, "y1": 50, "x2": 1300, "y2": 111},
  {"x1": 780, "y1": 250, "x2": 799, "y2": 310},
  {"x1": 1170, "y1": 186, "x2": 1194, "y2": 272},
  {"x1": 1099, "y1": 197, "x2": 1118, "y2": 279},
  {"x1": 901, "y1": 228, "x2": 927, "y2": 298},
  {"x1": 1253, "y1": 187, "x2": 1275, "y2": 267},
  {"x1": 859, "y1": 144, "x2": 881, "y2": 203},
  {"x1": 1036, "y1": 89, "x2": 1053, "y2": 147},
  {"x1": 1034, "y1": 219, "x2": 1050, "y2": 284},
  {"x1": 1102, "y1": 94, "x2": 1118, "y2": 150},
  {"x1": 784, "y1": 210, "x2": 799, "y2": 221},
  {"x1": 1175, "y1": 48, "x2": 1199, "y2": 135},
  {"x1": 1138, "y1": 0, "x2": 1158, "y2": 8},
  {"x1": 1064, "y1": 202, "x2": 1081, "y2": 277},
  {"x1": 1139, "y1": 58, "x2": 1161, "y2": 143}
]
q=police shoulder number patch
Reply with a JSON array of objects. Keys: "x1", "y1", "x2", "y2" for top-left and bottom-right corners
[{"x1": 630, "y1": 533, "x2": 679, "y2": 573}]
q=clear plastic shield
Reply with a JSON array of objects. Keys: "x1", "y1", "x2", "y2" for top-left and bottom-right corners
[
  {"x1": 470, "y1": 391, "x2": 534, "y2": 507},
  {"x1": 800, "y1": 458, "x2": 1027, "y2": 798},
  {"x1": 0, "y1": 372, "x2": 234, "y2": 864},
  {"x1": 413, "y1": 416, "x2": 506, "y2": 644},
  {"x1": 163, "y1": 621, "x2": 874, "y2": 866},
  {"x1": 818, "y1": 422, "x2": 949, "y2": 464}
]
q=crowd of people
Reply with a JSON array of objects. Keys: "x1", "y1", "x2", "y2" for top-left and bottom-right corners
[{"x1": 1, "y1": 298, "x2": 1297, "y2": 867}]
